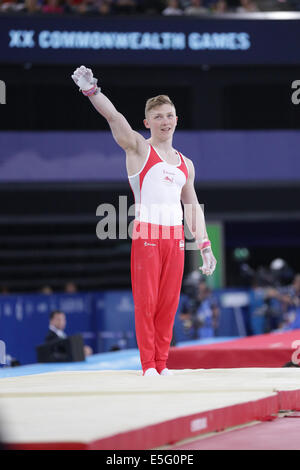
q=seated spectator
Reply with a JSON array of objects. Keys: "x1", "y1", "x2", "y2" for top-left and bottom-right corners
[
  {"x1": 212, "y1": 0, "x2": 228, "y2": 13},
  {"x1": 63, "y1": 0, "x2": 82, "y2": 13},
  {"x1": 0, "y1": 286, "x2": 9, "y2": 295},
  {"x1": 64, "y1": 281, "x2": 78, "y2": 294},
  {"x1": 236, "y1": 0, "x2": 259, "y2": 12},
  {"x1": 0, "y1": 0, "x2": 25, "y2": 11},
  {"x1": 92, "y1": 0, "x2": 112, "y2": 14},
  {"x1": 46, "y1": 310, "x2": 67, "y2": 341},
  {"x1": 184, "y1": 0, "x2": 208, "y2": 15},
  {"x1": 74, "y1": 0, "x2": 113, "y2": 15},
  {"x1": 41, "y1": 0, "x2": 64, "y2": 13},
  {"x1": 46, "y1": 310, "x2": 93, "y2": 357},
  {"x1": 40, "y1": 285, "x2": 53, "y2": 295},
  {"x1": 180, "y1": 280, "x2": 219, "y2": 339},
  {"x1": 162, "y1": 0, "x2": 183, "y2": 14},
  {"x1": 24, "y1": 0, "x2": 41, "y2": 12},
  {"x1": 69, "y1": 0, "x2": 89, "y2": 13},
  {"x1": 113, "y1": 0, "x2": 137, "y2": 14}
]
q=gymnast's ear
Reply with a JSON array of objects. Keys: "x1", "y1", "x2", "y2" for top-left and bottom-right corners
[{"x1": 143, "y1": 118, "x2": 150, "y2": 129}]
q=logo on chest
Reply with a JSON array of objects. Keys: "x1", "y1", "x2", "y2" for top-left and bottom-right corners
[{"x1": 162, "y1": 169, "x2": 176, "y2": 185}]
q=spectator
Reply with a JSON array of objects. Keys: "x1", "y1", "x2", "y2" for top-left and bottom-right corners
[
  {"x1": 250, "y1": 273, "x2": 300, "y2": 333},
  {"x1": 45, "y1": 310, "x2": 93, "y2": 357},
  {"x1": 64, "y1": 281, "x2": 78, "y2": 294},
  {"x1": 277, "y1": 273, "x2": 300, "y2": 329},
  {"x1": 42, "y1": 310, "x2": 69, "y2": 362},
  {"x1": 63, "y1": 0, "x2": 84, "y2": 13},
  {"x1": 212, "y1": 0, "x2": 229, "y2": 12},
  {"x1": 63, "y1": 0, "x2": 81, "y2": 12},
  {"x1": 285, "y1": 273, "x2": 300, "y2": 306},
  {"x1": 41, "y1": 0, "x2": 64, "y2": 13},
  {"x1": 180, "y1": 280, "x2": 219, "y2": 339},
  {"x1": 0, "y1": 286, "x2": 9, "y2": 295},
  {"x1": 45, "y1": 310, "x2": 67, "y2": 340},
  {"x1": 113, "y1": 0, "x2": 137, "y2": 14},
  {"x1": 259, "y1": 286, "x2": 283, "y2": 332},
  {"x1": 92, "y1": 0, "x2": 112, "y2": 14},
  {"x1": 24, "y1": 0, "x2": 41, "y2": 12},
  {"x1": 40, "y1": 285, "x2": 53, "y2": 295},
  {"x1": 162, "y1": 0, "x2": 183, "y2": 14},
  {"x1": 82, "y1": 0, "x2": 113, "y2": 14},
  {"x1": 184, "y1": 0, "x2": 208, "y2": 15},
  {"x1": 72, "y1": 0, "x2": 91, "y2": 14},
  {"x1": 0, "y1": 0, "x2": 24, "y2": 11},
  {"x1": 236, "y1": 0, "x2": 259, "y2": 12},
  {"x1": 2, "y1": 0, "x2": 300, "y2": 13}
]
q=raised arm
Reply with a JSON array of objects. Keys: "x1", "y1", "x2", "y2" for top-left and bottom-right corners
[
  {"x1": 71, "y1": 66, "x2": 145, "y2": 153},
  {"x1": 181, "y1": 158, "x2": 217, "y2": 276}
]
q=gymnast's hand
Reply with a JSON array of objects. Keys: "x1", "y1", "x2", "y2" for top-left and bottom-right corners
[
  {"x1": 200, "y1": 246, "x2": 217, "y2": 276},
  {"x1": 71, "y1": 65, "x2": 97, "y2": 91}
]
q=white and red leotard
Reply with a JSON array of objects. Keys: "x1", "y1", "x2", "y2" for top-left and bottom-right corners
[{"x1": 129, "y1": 144, "x2": 189, "y2": 373}]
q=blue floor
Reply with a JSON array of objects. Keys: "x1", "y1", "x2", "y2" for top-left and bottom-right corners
[{"x1": 0, "y1": 337, "x2": 236, "y2": 379}]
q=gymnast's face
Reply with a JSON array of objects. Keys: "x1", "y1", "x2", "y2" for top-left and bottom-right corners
[{"x1": 144, "y1": 104, "x2": 178, "y2": 141}]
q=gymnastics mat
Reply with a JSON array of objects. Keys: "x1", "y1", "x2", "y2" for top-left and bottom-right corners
[
  {"x1": 1, "y1": 368, "x2": 300, "y2": 450},
  {"x1": 167, "y1": 329, "x2": 300, "y2": 369}
]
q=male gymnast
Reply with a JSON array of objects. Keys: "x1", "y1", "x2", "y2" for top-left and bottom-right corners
[{"x1": 72, "y1": 66, "x2": 217, "y2": 376}]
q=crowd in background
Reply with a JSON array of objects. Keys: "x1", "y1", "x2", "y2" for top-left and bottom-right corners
[
  {"x1": 180, "y1": 273, "x2": 220, "y2": 340},
  {"x1": 1, "y1": 0, "x2": 300, "y2": 15},
  {"x1": 179, "y1": 262, "x2": 300, "y2": 339},
  {"x1": 250, "y1": 272, "x2": 300, "y2": 333}
]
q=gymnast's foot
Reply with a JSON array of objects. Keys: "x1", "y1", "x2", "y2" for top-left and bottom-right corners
[
  {"x1": 160, "y1": 368, "x2": 173, "y2": 376},
  {"x1": 144, "y1": 368, "x2": 159, "y2": 376}
]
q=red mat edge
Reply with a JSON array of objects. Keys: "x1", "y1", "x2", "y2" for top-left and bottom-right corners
[
  {"x1": 5, "y1": 393, "x2": 282, "y2": 450},
  {"x1": 5, "y1": 442, "x2": 88, "y2": 450},
  {"x1": 167, "y1": 330, "x2": 300, "y2": 369},
  {"x1": 278, "y1": 389, "x2": 300, "y2": 412},
  {"x1": 167, "y1": 349, "x2": 294, "y2": 369}
]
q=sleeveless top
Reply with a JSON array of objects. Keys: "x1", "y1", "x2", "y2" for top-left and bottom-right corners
[{"x1": 128, "y1": 144, "x2": 189, "y2": 226}]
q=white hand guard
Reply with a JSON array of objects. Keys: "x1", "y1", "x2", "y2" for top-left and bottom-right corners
[
  {"x1": 200, "y1": 247, "x2": 217, "y2": 276},
  {"x1": 71, "y1": 65, "x2": 98, "y2": 92}
]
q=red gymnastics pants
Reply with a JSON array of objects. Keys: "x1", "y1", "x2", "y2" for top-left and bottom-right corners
[{"x1": 131, "y1": 221, "x2": 185, "y2": 374}]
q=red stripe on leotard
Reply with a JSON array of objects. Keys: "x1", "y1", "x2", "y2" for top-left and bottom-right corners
[
  {"x1": 178, "y1": 152, "x2": 189, "y2": 181},
  {"x1": 139, "y1": 145, "x2": 161, "y2": 191}
]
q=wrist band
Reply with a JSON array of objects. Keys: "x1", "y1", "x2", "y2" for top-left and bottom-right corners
[
  {"x1": 81, "y1": 78, "x2": 101, "y2": 97},
  {"x1": 82, "y1": 84, "x2": 98, "y2": 97},
  {"x1": 198, "y1": 239, "x2": 211, "y2": 250}
]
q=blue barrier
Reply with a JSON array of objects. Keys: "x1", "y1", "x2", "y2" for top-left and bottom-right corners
[
  {"x1": 94, "y1": 291, "x2": 137, "y2": 352},
  {"x1": 0, "y1": 288, "x2": 262, "y2": 366},
  {"x1": 0, "y1": 293, "x2": 96, "y2": 365}
]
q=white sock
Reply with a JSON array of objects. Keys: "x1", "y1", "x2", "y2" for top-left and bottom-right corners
[
  {"x1": 160, "y1": 368, "x2": 173, "y2": 376},
  {"x1": 144, "y1": 368, "x2": 159, "y2": 376}
]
